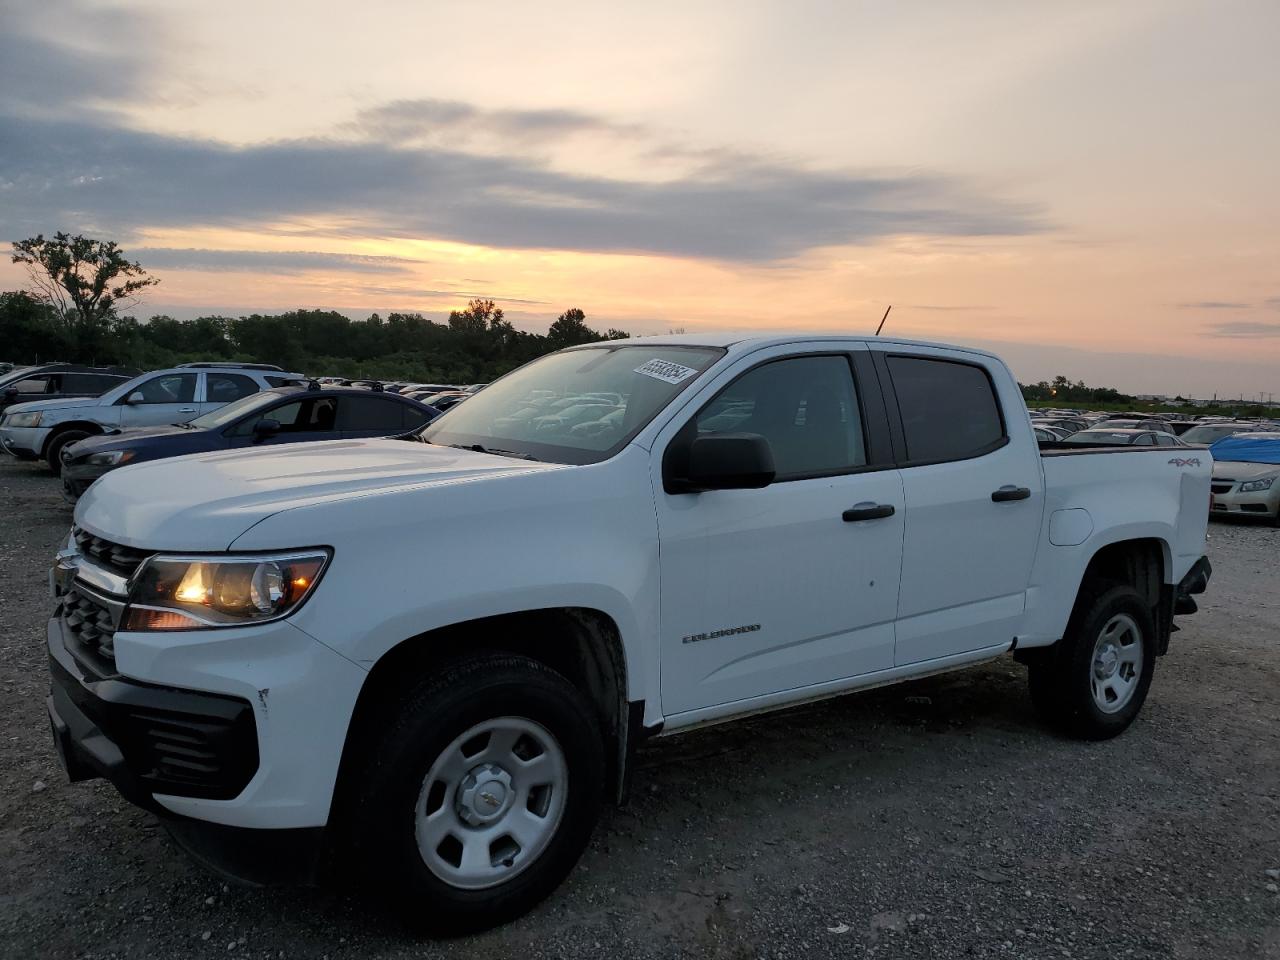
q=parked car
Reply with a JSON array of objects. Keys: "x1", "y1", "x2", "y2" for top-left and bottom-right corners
[
  {"x1": 1208, "y1": 433, "x2": 1280, "y2": 525},
  {"x1": 0, "y1": 363, "x2": 138, "y2": 420},
  {"x1": 0, "y1": 362, "x2": 303, "y2": 474},
  {"x1": 47, "y1": 334, "x2": 1211, "y2": 932},
  {"x1": 60, "y1": 384, "x2": 441, "y2": 500},
  {"x1": 1180, "y1": 421, "x2": 1261, "y2": 447},
  {"x1": 1033, "y1": 425, "x2": 1064, "y2": 443},
  {"x1": 1061, "y1": 428, "x2": 1187, "y2": 447},
  {"x1": 419, "y1": 391, "x2": 470, "y2": 411}
]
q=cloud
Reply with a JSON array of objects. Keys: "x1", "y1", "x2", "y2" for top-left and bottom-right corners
[
  {"x1": 1205, "y1": 321, "x2": 1280, "y2": 338},
  {"x1": 1179, "y1": 300, "x2": 1249, "y2": 309},
  {"x1": 0, "y1": 7, "x2": 1046, "y2": 264},
  {"x1": 906, "y1": 304, "x2": 995, "y2": 311},
  {"x1": 0, "y1": 112, "x2": 1046, "y2": 262},
  {"x1": 1266, "y1": 297, "x2": 1280, "y2": 310},
  {"x1": 349, "y1": 99, "x2": 641, "y2": 146},
  {"x1": 133, "y1": 247, "x2": 425, "y2": 275}
]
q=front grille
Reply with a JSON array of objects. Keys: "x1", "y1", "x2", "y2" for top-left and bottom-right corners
[
  {"x1": 1211, "y1": 482, "x2": 1234, "y2": 494},
  {"x1": 61, "y1": 588, "x2": 120, "y2": 678},
  {"x1": 72, "y1": 527, "x2": 151, "y2": 579}
]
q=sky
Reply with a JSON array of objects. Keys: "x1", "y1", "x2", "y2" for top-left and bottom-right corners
[{"x1": 1, "y1": 0, "x2": 1278, "y2": 399}]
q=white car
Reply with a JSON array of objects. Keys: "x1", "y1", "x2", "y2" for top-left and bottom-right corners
[
  {"x1": 1209, "y1": 433, "x2": 1280, "y2": 524},
  {"x1": 46, "y1": 335, "x2": 1212, "y2": 932},
  {"x1": 0, "y1": 362, "x2": 302, "y2": 473}
]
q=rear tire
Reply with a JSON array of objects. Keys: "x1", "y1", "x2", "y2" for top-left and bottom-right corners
[
  {"x1": 1028, "y1": 582, "x2": 1156, "y2": 740},
  {"x1": 45, "y1": 429, "x2": 92, "y2": 476},
  {"x1": 347, "y1": 654, "x2": 605, "y2": 934}
]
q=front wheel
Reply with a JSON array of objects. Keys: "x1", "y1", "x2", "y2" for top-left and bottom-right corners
[
  {"x1": 45, "y1": 429, "x2": 92, "y2": 476},
  {"x1": 1028, "y1": 583, "x2": 1156, "y2": 740},
  {"x1": 348, "y1": 655, "x2": 605, "y2": 934}
]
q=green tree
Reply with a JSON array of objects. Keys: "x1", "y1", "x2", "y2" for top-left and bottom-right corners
[
  {"x1": 547, "y1": 307, "x2": 601, "y2": 349},
  {"x1": 11, "y1": 233, "x2": 159, "y2": 360}
]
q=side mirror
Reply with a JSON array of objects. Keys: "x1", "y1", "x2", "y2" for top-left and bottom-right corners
[
  {"x1": 125, "y1": 391, "x2": 145, "y2": 405},
  {"x1": 252, "y1": 418, "x2": 282, "y2": 441},
  {"x1": 668, "y1": 433, "x2": 776, "y2": 493}
]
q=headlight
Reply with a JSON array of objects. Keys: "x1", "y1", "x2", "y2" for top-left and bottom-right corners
[
  {"x1": 84, "y1": 450, "x2": 135, "y2": 466},
  {"x1": 1240, "y1": 477, "x2": 1275, "y2": 493},
  {"x1": 6, "y1": 411, "x2": 42, "y2": 428},
  {"x1": 122, "y1": 550, "x2": 330, "y2": 631}
]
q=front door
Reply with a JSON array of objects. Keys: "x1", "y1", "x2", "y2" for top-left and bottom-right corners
[
  {"x1": 118, "y1": 372, "x2": 200, "y2": 427},
  {"x1": 655, "y1": 349, "x2": 905, "y2": 717}
]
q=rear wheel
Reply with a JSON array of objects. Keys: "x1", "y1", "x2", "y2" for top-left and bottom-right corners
[
  {"x1": 1028, "y1": 582, "x2": 1156, "y2": 740},
  {"x1": 347, "y1": 655, "x2": 605, "y2": 934},
  {"x1": 45, "y1": 429, "x2": 92, "y2": 476}
]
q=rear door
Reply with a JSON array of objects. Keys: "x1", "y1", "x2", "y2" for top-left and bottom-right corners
[
  {"x1": 118, "y1": 372, "x2": 200, "y2": 427},
  {"x1": 654, "y1": 345, "x2": 905, "y2": 717},
  {"x1": 876, "y1": 349, "x2": 1042, "y2": 665}
]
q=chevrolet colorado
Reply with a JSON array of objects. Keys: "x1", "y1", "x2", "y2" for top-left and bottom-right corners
[{"x1": 45, "y1": 335, "x2": 1212, "y2": 932}]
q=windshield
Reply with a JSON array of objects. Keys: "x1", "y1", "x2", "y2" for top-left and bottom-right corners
[
  {"x1": 1181, "y1": 424, "x2": 1246, "y2": 444},
  {"x1": 421, "y1": 344, "x2": 724, "y2": 464},
  {"x1": 188, "y1": 390, "x2": 284, "y2": 429}
]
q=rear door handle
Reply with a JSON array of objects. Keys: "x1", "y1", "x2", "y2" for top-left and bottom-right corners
[
  {"x1": 178, "y1": 407, "x2": 196, "y2": 413},
  {"x1": 843, "y1": 502, "x2": 896, "y2": 522},
  {"x1": 991, "y1": 485, "x2": 1031, "y2": 502}
]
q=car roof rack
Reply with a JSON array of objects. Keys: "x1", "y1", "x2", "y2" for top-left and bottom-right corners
[{"x1": 177, "y1": 362, "x2": 286, "y2": 371}]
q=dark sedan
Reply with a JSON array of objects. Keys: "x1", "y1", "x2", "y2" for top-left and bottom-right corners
[
  {"x1": 60, "y1": 384, "x2": 440, "y2": 500},
  {"x1": 1060, "y1": 428, "x2": 1188, "y2": 448}
]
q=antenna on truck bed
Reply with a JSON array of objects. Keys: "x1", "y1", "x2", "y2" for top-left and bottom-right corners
[{"x1": 874, "y1": 304, "x2": 892, "y2": 336}]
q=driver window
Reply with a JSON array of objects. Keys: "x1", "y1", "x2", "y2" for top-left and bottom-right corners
[
  {"x1": 692, "y1": 355, "x2": 866, "y2": 480},
  {"x1": 129, "y1": 373, "x2": 197, "y2": 404}
]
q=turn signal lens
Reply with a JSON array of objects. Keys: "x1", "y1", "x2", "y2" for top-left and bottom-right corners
[{"x1": 122, "y1": 608, "x2": 205, "y2": 631}]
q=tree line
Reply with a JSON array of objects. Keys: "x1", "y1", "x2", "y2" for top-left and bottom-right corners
[{"x1": 4, "y1": 233, "x2": 632, "y2": 382}]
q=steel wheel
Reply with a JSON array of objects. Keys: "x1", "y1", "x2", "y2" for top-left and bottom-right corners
[
  {"x1": 414, "y1": 717, "x2": 568, "y2": 890},
  {"x1": 1090, "y1": 613, "x2": 1143, "y2": 714}
]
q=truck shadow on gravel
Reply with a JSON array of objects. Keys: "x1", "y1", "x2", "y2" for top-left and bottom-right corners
[{"x1": 118, "y1": 658, "x2": 1047, "y2": 944}]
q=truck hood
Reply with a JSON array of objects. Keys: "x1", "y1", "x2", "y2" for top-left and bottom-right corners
[
  {"x1": 3, "y1": 395, "x2": 101, "y2": 416},
  {"x1": 75, "y1": 438, "x2": 564, "y2": 550}
]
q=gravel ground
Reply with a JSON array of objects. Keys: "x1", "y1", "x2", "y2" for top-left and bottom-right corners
[{"x1": 2, "y1": 455, "x2": 1279, "y2": 959}]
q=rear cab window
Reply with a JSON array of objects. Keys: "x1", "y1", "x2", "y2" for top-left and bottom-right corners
[{"x1": 884, "y1": 355, "x2": 1006, "y2": 464}]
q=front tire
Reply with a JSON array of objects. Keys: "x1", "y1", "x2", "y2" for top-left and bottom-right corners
[
  {"x1": 348, "y1": 655, "x2": 605, "y2": 934},
  {"x1": 1028, "y1": 582, "x2": 1156, "y2": 740},
  {"x1": 45, "y1": 429, "x2": 92, "y2": 476}
]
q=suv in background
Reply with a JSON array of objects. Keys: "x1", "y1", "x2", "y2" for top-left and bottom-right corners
[
  {"x1": 0, "y1": 362, "x2": 303, "y2": 474},
  {"x1": 0, "y1": 364, "x2": 138, "y2": 420}
]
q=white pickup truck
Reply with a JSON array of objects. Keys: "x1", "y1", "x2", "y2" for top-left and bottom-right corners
[{"x1": 46, "y1": 334, "x2": 1212, "y2": 932}]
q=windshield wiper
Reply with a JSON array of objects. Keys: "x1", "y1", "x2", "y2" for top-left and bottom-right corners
[{"x1": 441, "y1": 441, "x2": 540, "y2": 462}]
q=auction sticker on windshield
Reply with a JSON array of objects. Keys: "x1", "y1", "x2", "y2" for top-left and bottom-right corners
[{"x1": 634, "y1": 359, "x2": 699, "y2": 385}]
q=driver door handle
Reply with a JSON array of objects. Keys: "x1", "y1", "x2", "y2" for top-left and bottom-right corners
[
  {"x1": 178, "y1": 407, "x2": 196, "y2": 413},
  {"x1": 991, "y1": 485, "x2": 1031, "y2": 502},
  {"x1": 843, "y1": 502, "x2": 895, "y2": 522}
]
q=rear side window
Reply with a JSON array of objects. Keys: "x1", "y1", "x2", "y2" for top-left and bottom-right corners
[
  {"x1": 206, "y1": 373, "x2": 258, "y2": 403},
  {"x1": 693, "y1": 355, "x2": 866, "y2": 479},
  {"x1": 887, "y1": 356, "x2": 1004, "y2": 463},
  {"x1": 336, "y1": 396, "x2": 409, "y2": 431}
]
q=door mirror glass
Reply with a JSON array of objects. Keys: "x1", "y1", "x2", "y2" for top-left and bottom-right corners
[
  {"x1": 125, "y1": 391, "x2": 145, "y2": 405},
  {"x1": 252, "y1": 418, "x2": 282, "y2": 440},
  {"x1": 679, "y1": 433, "x2": 776, "y2": 491}
]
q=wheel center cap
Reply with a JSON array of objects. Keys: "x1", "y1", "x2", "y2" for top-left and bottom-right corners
[
  {"x1": 456, "y1": 763, "x2": 514, "y2": 825},
  {"x1": 1095, "y1": 644, "x2": 1119, "y2": 678}
]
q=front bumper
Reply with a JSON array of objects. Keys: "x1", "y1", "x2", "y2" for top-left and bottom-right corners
[
  {"x1": 1209, "y1": 483, "x2": 1280, "y2": 519},
  {"x1": 48, "y1": 616, "x2": 259, "y2": 806},
  {"x1": 0, "y1": 424, "x2": 50, "y2": 458},
  {"x1": 60, "y1": 459, "x2": 115, "y2": 499}
]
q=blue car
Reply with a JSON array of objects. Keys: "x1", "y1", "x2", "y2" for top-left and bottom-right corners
[{"x1": 61, "y1": 383, "x2": 440, "y2": 500}]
